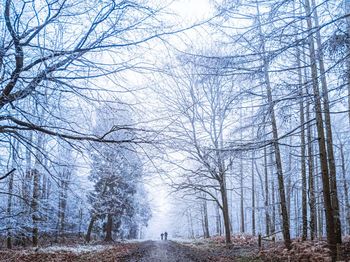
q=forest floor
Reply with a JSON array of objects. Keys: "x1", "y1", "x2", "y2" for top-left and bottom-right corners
[
  {"x1": 0, "y1": 236, "x2": 349, "y2": 261},
  {"x1": 0, "y1": 239, "x2": 261, "y2": 262}
]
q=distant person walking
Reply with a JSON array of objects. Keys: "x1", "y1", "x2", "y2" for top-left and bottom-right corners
[
  {"x1": 164, "y1": 231, "x2": 168, "y2": 240},
  {"x1": 161, "y1": 233, "x2": 164, "y2": 240}
]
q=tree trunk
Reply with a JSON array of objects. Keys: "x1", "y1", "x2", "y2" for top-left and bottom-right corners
[
  {"x1": 104, "y1": 214, "x2": 113, "y2": 242},
  {"x1": 240, "y1": 157, "x2": 245, "y2": 233},
  {"x1": 252, "y1": 152, "x2": 256, "y2": 236},
  {"x1": 216, "y1": 201, "x2": 222, "y2": 236},
  {"x1": 6, "y1": 139, "x2": 19, "y2": 249},
  {"x1": 31, "y1": 131, "x2": 45, "y2": 248},
  {"x1": 297, "y1": 43, "x2": 308, "y2": 241},
  {"x1": 203, "y1": 198, "x2": 210, "y2": 238},
  {"x1": 315, "y1": 148, "x2": 324, "y2": 239},
  {"x1": 58, "y1": 171, "x2": 69, "y2": 238},
  {"x1": 186, "y1": 210, "x2": 194, "y2": 238},
  {"x1": 271, "y1": 168, "x2": 276, "y2": 235},
  {"x1": 287, "y1": 135, "x2": 292, "y2": 221},
  {"x1": 264, "y1": 147, "x2": 270, "y2": 236},
  {"x1": 307, "y1": 101, "x2": 317, "y2": 240},
  {"x1": 6, "y1": 155, "x2": 15, "y2": 248},
  {"x1": 311, "y1": 0, "x2": 342, "y2": 244},
  {"x1": 6, "y1": 171, "x2": 13, "y2": 249},
  {"x1": 263, "y1": 51, "x2": 291, "y2": 249},
  {"x1": 266, "y1": 75, "x2": 291, "y2": 248},
  {"x1": 23, "y1": 132, "x2": 33, "y2": 210},
  {"x1": 304, "y1": 0, "x2": 337, "y2": 256},
  {"x1": 339, "y1": 142, "x2": 350, "y2": 234},
  {"x1": 31, "y1": 168, "x2": 40, "y2": 247},
  {"x1": 220, "y1": 178, "x2": 231, "y2": 244},
  {"x1": 78, "y1": 205, "x2": 83, "y2": 237},
  {"x1": 85, "y1": 216, "x2": 96, "y2": 243},
  {"x1": 256, "y1": 2, "x2": 290, "y2": 247}
]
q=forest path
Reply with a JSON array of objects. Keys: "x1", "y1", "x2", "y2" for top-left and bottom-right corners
[{"x1": 126, "y1": 241, "x2": 201, "y2": 262}]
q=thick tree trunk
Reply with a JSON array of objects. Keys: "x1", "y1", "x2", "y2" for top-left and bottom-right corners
[
  {"x1": 304, "y1": 0, "x2": 337, "y2": 256},
  {"x1": 311, "y1": 0, "x2": 342, "y2": 243},
  {"x1": 220, "y1": 179, "x2": 231, "y2": 244},
  {"x1": 104, "y1": 214, "x2": 113, "y2": 242},
  {"x1": 85, "y1": 216, "x2": 96, "y2": 243},
  {"x1": 203, "y1": 199, "x2": 210, "y2": 238}
]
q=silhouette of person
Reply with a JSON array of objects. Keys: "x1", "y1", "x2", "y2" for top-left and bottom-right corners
[
  {"x1": 164, "y1": 231, "x2": 168, "y2": 240},
  {"x1": 161, "y1": 233, "x2": 164, "y2": 240}
]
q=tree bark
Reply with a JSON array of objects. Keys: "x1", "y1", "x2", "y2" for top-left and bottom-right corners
[
  {"x1": 315, "y1": 146, "x2": 324, "y2": 239},
  {"x1": 31, "y1": 168, "x2": 40, "y2": 247},
  {"x1": 85, "y1": 216, "x2": 96, "y2": 243},
  {"x1": 304, "y1": 0, "x2": 337, "y2": 256},
  {"x1": 57, "y1": 171, "x2": 69, "y2": 238},
  {"x1": 23, "y1": 131, "x2": 33, "y2": 209},
  {"x1": 297, "y1": 42, "x2": 308, "y2": 241},
  {"x1": 264, "y1": 147, "x2": 270, "y2": 236},
  {"x1": 252, "y1": 151, "x2": 256, "y2": 236},
  {"x1": 189, "y1": 211, "x2": 194, "y2": 238},
  {"x1": 203, "y1": 198, "x2": 210, "y2": 238},
  {"x1": 271, "y1": 158, "x2": 276, "y2": 235},
  {"x1": 215, "y1": 191, "x2": 222, "y2": 236},
  {"x1": 311, "y1": 0, "x2": 342, "y2": 243},
  {"x1": 256, "y1": 2, "x2": 290, "y2": 247},
  {"x1": 104, "y1": 214, "x2": 113, "y2": 242},
  {"x1": 6, "y1": 171, "x2": 13, "y2": 249},
  {"x1": 307, "y1": 101, "x2": 317, "y2": 240},
  {"x1": 240, "y1": 157, "x2": 245, "y2": 233},
  {"x1": 339, "y1": 142, "x2": 350, "y2": 234},
  {"x1": 220, "y1": 178, "x2": 231, "y2": 244},
  {"x1": 262, "y1": 45, "x2": 291, "y2": 249}
]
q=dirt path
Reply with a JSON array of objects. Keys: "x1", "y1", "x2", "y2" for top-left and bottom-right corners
[{"x1": 125, "y1": 241, "x2": 203, "y2": 262}]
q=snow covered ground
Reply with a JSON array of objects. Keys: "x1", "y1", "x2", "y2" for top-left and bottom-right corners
[{"x1": 38, "y1": 244, "x2": 109, "y2": 254}]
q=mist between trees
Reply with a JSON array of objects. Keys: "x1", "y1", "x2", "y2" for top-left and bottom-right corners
[{"x1": 0, "y1": 0, "x2": 349, "y2": 261}]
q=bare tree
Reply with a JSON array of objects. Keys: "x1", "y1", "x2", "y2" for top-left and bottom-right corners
[{"x1": 160, "y1": 54, "x2": 237, "y2": 244}]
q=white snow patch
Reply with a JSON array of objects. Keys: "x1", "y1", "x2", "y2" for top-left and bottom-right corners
[{"x1": 38, "y1": 244, "x2": 110, "y2": 254}]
